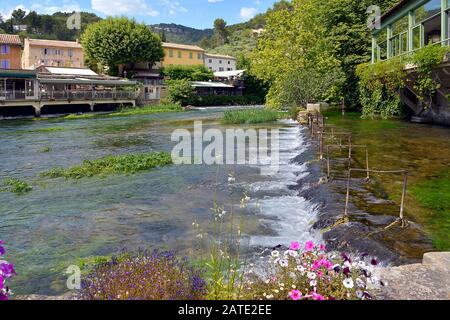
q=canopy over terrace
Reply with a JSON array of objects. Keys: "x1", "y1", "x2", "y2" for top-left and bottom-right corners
[
  {"x1": 371, "y1": 0, "x2": 450, "y2": 62},
  {"x1": 0, "y1": 69, "x2": 37, "y2": 100},
  {"x1": 36, "y1": 66, "x2": 138, "y2": 101}
]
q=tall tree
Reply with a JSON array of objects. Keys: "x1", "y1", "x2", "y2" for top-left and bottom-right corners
[
  {"x1": 81, "y1": 17, "x2": 164, "y2": 75},
  {"x1": 213, "y1": 18, "x2": 228, "y2": 46},
  {"x1": 11, "y1": 8, "x2": 26, "y2": 24}
]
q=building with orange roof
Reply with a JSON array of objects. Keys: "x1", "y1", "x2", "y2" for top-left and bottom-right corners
[{"x1": 0, "y1": 34, "x2": 22, "y2": 69}]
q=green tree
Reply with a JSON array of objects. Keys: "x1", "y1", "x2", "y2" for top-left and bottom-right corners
[
  {"x1": 213, "y1": 18, "x2": 228, "y2": 47},
  {"x1": 81, "y1": 17, "x2": 164, "y2": 75},
  {"x1": 162, "y1": 65, "x2": 213, "y2": 81},
  {"x1": 166, "y1": 79, "x2": 195, "y2": 106},
  {"x1": 252, "y1": 0, "x2": 342, "y2": 108},
  {"x1": 12, "y1": 8, "x2": 26, "y2": 24}
]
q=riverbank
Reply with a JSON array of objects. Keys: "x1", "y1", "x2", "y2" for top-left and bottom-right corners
[{"x1": 296, "y1": 110, "x2": 449, "y2": 265}]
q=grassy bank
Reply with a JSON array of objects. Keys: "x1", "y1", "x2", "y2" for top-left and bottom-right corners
[
  {"x1": 410, "y1": 170, "x2": 450, "y2": 250},
  {"x1": 64, "y1": 103, "x2": 184, "y2": 120},
  {"x1": 42, "y1": 152, "x2": 173, "y2": 179},
  {"x1": 221, "y1": 108, "x2": 280, "y2": 125}
]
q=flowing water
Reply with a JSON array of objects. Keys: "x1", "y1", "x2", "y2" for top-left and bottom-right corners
[
  {"x1": 1, "y1": 109, "x2": 448, "y2": 295},
  {"x1": 0, "y1": 109, "x2": 320, "y2": 295}
]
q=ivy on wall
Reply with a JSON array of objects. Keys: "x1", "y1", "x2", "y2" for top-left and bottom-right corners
[{"x1": 356, "y1": 45, "x2": 449, "y2": 119}]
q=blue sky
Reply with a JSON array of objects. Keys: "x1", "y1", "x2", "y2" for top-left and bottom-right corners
[{"x1": 1, "y1": 0, "x2": 277, "y2": 29}]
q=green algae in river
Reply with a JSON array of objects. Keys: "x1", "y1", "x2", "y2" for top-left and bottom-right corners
[
  {"x1": 41, "y1": 152, "x2": 173, "y2": 179},
  {"x1": 410, "y1": 170, "x2": 450, "y2": 250}
]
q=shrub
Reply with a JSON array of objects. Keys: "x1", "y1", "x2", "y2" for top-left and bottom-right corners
[
  {"x1": 187, "y1": 95, "x2": 264, "y2": 106},
  {"x1": 79, "y1": 251, "x2": 207, "y2": 300},
  {"x1": 162, "y1": 65, "x2": 213, "y2": 81},
  {"x1": 221, "y1": 108, "x2": 280, "y2": 124},
  {"x1": 1, "y1": 178, "x2": 33, "y2": 194},
  {"x1": 42, "y1": 152, "x2": 173, "y2": 179},
  {"x1": 242, "y1": 241, "x2": 383, "y2": 300},
  {"x1": 166, "y1": 79, "x2": 195, "y2": 106},
  {"x1": 0, "y1": 240, "x2": 17, "y2": 300}
]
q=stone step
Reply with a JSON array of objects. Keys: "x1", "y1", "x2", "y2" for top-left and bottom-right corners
[{"x1": 375, "y1": 252, "x2": 450, "y2": 300}]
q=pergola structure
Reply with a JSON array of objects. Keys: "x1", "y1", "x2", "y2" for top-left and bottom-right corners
[
  {"x1": 371, "y1": 0, "x2": 449, "y2": 62},
  {"x1": 0, "y1": 67, "x2": 138, "y2": 117}
]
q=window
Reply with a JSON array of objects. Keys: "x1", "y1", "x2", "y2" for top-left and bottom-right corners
[
  {"x1": 375, "y1": 28, "x2": 387, "y2": 61},
  {"x1": 228, "y1": 61, "x2": 231, "y2": 65},
  {"x1": 0, "y1": 60, "x2": 10, "y2": 69},
  {"x1": 178, "y1": 51, "x2": 182, "y2": 58},
  {"x1": 169, "y1": 49, "x2": 174, "y2": 57},
  {"x1": 68, "y1": 49, "x2": 73, "y2": 58},
  {"x1": 219, "y1": 60, "x2": 222, "y2": 64},
  {"x1": 0, "y1": 44, "x2": 10, "y2": 54},
  {"x1": 414, "y1": 0, "x2": 441, "y2": 24},
  {"x1": 219, "y1": 67, "x2": 224, "y2": 71},
  {"x1": 43, "y1": 48, "x2": 49, "y2": 55},
  {"x1": 227, "y1": 68, "x2": 232, "y2": 71},
  {"x1": 413, "y1": 25, "x2": 422, "y2": 50},
  {"x1": 209, "y1": 59, "x2": 212, "y2": 63},
  {"x1": 197, "y1": 53, "x2": 202, "y2": 60},
  {"x1": 189, "y1": 52, "x2": 193, "y2": 59}
]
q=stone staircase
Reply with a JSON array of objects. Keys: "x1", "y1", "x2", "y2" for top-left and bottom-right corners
[{"x1": 375, "y1": 252, "x2": 450, "y2": 300}]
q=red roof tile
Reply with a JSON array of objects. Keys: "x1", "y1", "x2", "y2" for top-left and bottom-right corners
[{"x1": 0, "y1": 34, "x2": 22, "y2": 46}]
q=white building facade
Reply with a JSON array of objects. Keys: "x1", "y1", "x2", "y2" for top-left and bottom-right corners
[{"x1": 204, "y1": 53, "x2": 237, "y2": 72}]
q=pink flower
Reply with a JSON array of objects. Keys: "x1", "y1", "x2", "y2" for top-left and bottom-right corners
[
  {"x1": 317, "y1": 271, "x2": 324, "y2": 278},
  {"x1": 305, "y1": 241, "x2": 315, "y2": 252},
  {"x1": 312, "y1": 292, "x2": 325, "y2": 300},
  {"x1": 290, "y1": 241, "x2": 300, "y2": 251},
  {"x1": 320, "y1": 244, "x2": 326, "y2": 251},
  {"x1": 290, "y1": 290, "x2": 302, "y2": 300}
]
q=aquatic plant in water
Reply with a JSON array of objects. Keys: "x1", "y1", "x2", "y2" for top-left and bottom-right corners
[
  {"x1": 221, "y1": 108, "x2": 280, "y2": 125},
  {"x1": 242, "y1": 241, "x2": 384, "y2": 300},
  {"x1": 79, "y1": 250, "x2": 207, "y2": 300},
  {"x1": 42, "y1": 152, "x2": 173, "y2": 179},
  {"x1": 1, "y1": 178, "x2": 33, "y2": 194},
  {"x1": 0, "y1": 240, "x2": 17, "y2": 300}
]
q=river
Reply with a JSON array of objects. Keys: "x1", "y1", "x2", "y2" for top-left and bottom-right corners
[{"x1": 0, "y1": 109, "x2": 320, "y2": 295}]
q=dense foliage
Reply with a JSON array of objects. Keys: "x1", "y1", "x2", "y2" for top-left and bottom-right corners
[
  {"x1": 42, "y1": 152, "x2": 173, "y2": 179},
  {"x1": 79, "y1": 250, "x2": 207, "y2": 300},
  {"x1": 356, "y1": 58, "x2": 406, "y2": 119},
  {"x1": 221, "y1": 108, "x2": 280, "y2": 124},
  {"x1": 187, "y1": 95, "x2": 265, "y2": 107},
  {"x1": 81, "y1": 17, "x2": 164, "y2": 75},
  {"x1": 356, "y1": 45, "x2": 449, "y2": 118},
  {"x1": 1, "y1": 178, "x2": 33, "y2": 194},
  {"x1": 166, "y1": 79, "x2": 195, "y2": 106},
  {"x1": 410, "y1": 45, "x2": 450, "y2": 108},
  {"x1": 162, "y1": 65, "x2": 213, "y2": 81},
  {"x1": 0, "y1": 10, "x2": 101, "y2": 41}
]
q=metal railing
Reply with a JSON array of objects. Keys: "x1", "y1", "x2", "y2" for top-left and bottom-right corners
[{"x1": 38, "y1": 90, "x2": 137, "y2": 101}]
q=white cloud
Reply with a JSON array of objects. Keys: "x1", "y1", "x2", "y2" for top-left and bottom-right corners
[
  {"x1": 91, "y1": 0, "x2": 159, "y2": 17},
  {"x1": 31, "y1": 1, "x2": 81, "y2": 15},
  {"x1": 207, "y1": 0, "x2": 224, "y2": 3},
  {"x1": 240, "y1": 7, "x2": 258, "y2": 19},
  {"x1": 161, "y1": 0, "x2": 188, "y2": 15}
]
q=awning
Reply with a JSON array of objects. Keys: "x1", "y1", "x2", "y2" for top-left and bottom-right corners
[
  {"x1": 38, "y1": 77, "x2": 137, "y2": 86},
  {"x1": 191, "y1": 81, "x2": 234, "y2": 88},
  {"x1": 213, "y1": 70, "x2": 246, "y2": 78},
  {"x1": 0, "y1": 69, "x2": 37, "y2": 79}
]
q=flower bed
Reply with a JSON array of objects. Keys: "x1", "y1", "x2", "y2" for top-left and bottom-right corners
[
  {"x1": 242, "y1": 241, "x2": 383, "y2": 300},
  {"x1": 0, "y1": 241, "x2": 16, "y2": 300}
]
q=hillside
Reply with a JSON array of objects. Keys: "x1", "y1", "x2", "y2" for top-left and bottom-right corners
[{"x1": 148, "y1": 23, "x2": 213, "y2": 44}]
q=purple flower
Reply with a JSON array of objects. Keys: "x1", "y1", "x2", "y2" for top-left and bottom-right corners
[
  {"x1": 0, "y1": 263, "x2": 16, "y2": 278},
  {"x1": 371, "y1": 258, "x2": 378, "y2": 266},
  {"x1": 0, "y1": 292, "x2": 8, "y2": 301},
  {"x1": 0, "y1": 245, "x2": 5, "y2": 256},
  {"x1": 0, "y1": 275, "x2": 4, "y2": 290}
]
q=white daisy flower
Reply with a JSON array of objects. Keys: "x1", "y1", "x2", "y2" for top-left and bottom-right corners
[
  {"x1": 307, "y1": 272, "x2": 317, "y2": 280},
  {"x1": 271, "y1": 250, "x2": 280, "y2": 258},
  {"x1": 279, "y1": 259, "x2": 289, "y2": 268},
  {"x1": 343, "y1": 278, "x2": 354, "y2": 289}
]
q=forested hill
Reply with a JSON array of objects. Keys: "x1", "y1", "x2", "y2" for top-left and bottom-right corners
[
  {"x1": 0, "y1": 11, "x2": 101, "y2": 41},
  {"x1": 148, "y1": 23, "x2": 213, "y2": 44}
]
